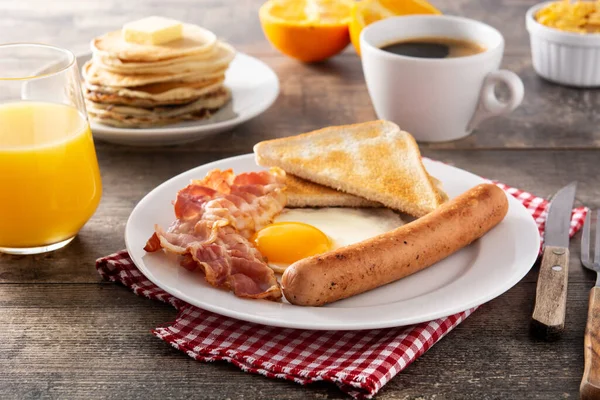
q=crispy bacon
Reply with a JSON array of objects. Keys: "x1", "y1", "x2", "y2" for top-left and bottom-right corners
[
  {"x1": 143, "y1": 232, "x2": 161, "y2": 252},
  {"x1": 144, "y1": 168, "x2": 286, "y2": 300}
]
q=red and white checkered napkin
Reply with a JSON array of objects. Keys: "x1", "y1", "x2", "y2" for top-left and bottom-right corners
[{"x1": 96, "y1": 183, "x2": 587, "y2": 399}]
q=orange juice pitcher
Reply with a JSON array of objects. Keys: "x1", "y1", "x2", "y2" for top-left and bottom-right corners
[{"x1": 0, "y1": 44, "x2": 102, "y2": 254}]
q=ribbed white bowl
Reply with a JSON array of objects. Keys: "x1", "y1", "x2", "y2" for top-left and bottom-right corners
[{"x1": 526, "y1": 1, "x2": 600, "y2": 87}]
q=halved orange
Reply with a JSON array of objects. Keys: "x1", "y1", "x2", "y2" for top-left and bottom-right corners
[
  {"x1": 259, "y1": 0, "x2": 354, "y2": 63},
  {"x1": 350, "y1": 0, "x2": 442, "y2": 56}
]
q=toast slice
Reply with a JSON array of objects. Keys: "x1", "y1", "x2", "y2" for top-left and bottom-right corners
[
  {"x1": 285, "y1": 174, "x2": 382, "y2": 208},
  {"x1": 285, "y1": 174, "x2": 448, "y2": 209},
  {"x1": 254, "y1": 120, "x2": 447, "y2": 217}
]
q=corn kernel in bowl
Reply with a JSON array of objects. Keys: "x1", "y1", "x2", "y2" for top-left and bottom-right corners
[{"x1": 536, "y1": 0, "x2": 600, "y2": 33}]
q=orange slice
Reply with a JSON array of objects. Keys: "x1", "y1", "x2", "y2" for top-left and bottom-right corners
[
  {"x1": 350, "y1": 0, "x2": 442, "y2": 55},
  {"x1": 259, "y1": 0, "x2": 354, "y2": 63}
]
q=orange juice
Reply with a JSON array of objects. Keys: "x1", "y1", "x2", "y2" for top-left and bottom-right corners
[{"x1": 0, "y1": 102, "x2": 102, "y2": 248}]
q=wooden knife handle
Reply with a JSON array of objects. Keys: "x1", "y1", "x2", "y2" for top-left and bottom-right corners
[
  {"x1": 581, "y1": 287, "x2": 600, "y2": 400},
  {"x1": 531, "y1": 245, "x2": 569, "y2": 341}
]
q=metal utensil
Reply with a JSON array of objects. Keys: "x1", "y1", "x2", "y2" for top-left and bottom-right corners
[
  {"x1": 531, "y1": 182, "x2": 577, "y2": 340},
  {"x1": 580, "y1": 210, "x2": 600, "y2": 399}
]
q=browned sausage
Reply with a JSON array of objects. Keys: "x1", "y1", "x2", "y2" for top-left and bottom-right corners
[{"x1": 281, "y1": 183, "x2": 509, "y2": 306}]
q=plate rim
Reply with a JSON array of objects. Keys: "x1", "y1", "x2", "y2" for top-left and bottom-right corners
[
  {"x1": 125, "y1": 154, "x2": 541, "y2": 330},
  {"x1": 76, "y1": 52, "x2": 280, "y2": 137}
]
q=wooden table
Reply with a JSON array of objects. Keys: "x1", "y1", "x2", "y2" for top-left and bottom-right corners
[{"x1": 2, "y1": 0, "x2": 599, "y2": 398}]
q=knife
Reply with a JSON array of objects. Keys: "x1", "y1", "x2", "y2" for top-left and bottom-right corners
[{"x1": 531, "y1": 182, "x2": 577, "y2": 341}]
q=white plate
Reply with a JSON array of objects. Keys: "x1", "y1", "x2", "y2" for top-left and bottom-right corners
[
  {"x1": 76, "y1": 52, "x2": 279, "y2": 146},
  {"x1": 125, "y1": 154, "x2": 540, "y2": 330}
]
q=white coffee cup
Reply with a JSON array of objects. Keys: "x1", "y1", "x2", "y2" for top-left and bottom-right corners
[{"x1": 360, "y1": 15, "x2": 524, "y2": 142}]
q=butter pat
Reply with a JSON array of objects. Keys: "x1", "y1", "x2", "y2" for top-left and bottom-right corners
[{"x1": 122, "y1": 16, "x2": 183, "y2": 45}]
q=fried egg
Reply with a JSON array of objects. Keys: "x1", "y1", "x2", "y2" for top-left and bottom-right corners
[{"x1": 253, "y1": 208, "x2": 405, "y2": 274}]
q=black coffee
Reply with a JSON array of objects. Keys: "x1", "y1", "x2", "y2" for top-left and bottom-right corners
[{"x1": 379, "y1": 37, "x2": 486, "y2": 59}]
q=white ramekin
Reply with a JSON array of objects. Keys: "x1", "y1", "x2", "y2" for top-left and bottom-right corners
[{"x1": 526, "y1": 1, "x2": 600, "y2": 87}]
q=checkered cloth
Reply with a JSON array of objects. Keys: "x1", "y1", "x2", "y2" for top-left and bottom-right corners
[{"x1": 96, "y1": 183, "x2": 587, "y2": 399}]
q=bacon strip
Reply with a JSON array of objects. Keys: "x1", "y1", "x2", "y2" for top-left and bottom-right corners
[{"x1": 144, "y1": 168, "x2": 286, "y2": 300}]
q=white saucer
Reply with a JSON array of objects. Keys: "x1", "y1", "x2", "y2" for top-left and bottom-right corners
[
  {"x1": 124, "y1": 154, "x2": 541, "y2": 330},
  {"x1": 76, "y1": 52, "x2": 279, "y2": 146}
]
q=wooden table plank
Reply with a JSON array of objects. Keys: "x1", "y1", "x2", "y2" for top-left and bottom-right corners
[
  {"x1": 0, "y1": 280, "x2": 592, "y2": 399},
  {"x1": 1, "y1": 0, "x2": 537, "y2": 56}
]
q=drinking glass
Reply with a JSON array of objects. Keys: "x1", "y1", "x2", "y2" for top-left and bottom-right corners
[{"x1": 0, "y1": 44, "x2": 102, "y2": 255}]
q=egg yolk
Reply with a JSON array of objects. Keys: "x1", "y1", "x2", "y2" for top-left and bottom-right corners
[{"x1": 253, "y1": 222, "x2": 331, "y2": 264}]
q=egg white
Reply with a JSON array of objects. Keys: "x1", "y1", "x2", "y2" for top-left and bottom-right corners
[{"x1": 267, "y1": 208, "x2": 405, "y2": 273}]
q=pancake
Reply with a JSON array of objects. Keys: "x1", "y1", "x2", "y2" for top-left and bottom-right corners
[
  {"x1": 85, "y1": 87, "x2": 230, "y2": 127},
  {"x1": 92, "y1": 24, "x2": 218, "y2": 62},
  {"x1": 94, "y1": 42, "x2": 236, "y2": 75},
  {"x1": 94, "y1": 46, "x2": 218, "y2": 67},
  {"x1": 86, "y1": 87, "x2": 231, "y2": 121},
  {"x1": 88, "y1": 108, "x2": 219, "y2": 128},
  {"x1": 83, "y1": 60, "x2": 227, "y2": 88},
  {"x1": 84, "y1": 77, "x2": 225, "y2": 106}
]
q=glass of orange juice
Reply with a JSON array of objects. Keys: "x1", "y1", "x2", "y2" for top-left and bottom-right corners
[{"x1": 0, "y1": 44, "x2": 102, "y2": 255}]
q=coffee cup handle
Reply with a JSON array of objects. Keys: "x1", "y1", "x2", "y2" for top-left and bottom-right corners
[{"x1": 468, "y1": 70, "x2": 524, "y2": 131}]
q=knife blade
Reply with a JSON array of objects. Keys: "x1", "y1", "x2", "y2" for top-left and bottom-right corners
[
  {"x1": 545, "y1": 182, "x2": 577, "y2": 248},
  {"x1": 531, "y1": 182, "x2": 577, "y2": 341}
]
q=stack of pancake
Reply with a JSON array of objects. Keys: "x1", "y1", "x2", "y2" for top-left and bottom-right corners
[{"x1": 82, "y1": 24, "x2": 235, "y2": 128}]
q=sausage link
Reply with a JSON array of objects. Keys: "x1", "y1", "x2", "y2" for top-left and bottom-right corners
[{"x1": 281, "y1": 183, "x2": 509, "y2": 306}]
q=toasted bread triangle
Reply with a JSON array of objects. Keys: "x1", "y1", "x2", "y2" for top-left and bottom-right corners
[
  {"x1": 285, "y1": 174, "x2": 382, "y2": 208},
  {"x1": 254, "y1": 120, "x2": 446, "y2": 217},
  {"x1": 284, "y1": 174, "x2": 447, "y2": 209}
]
